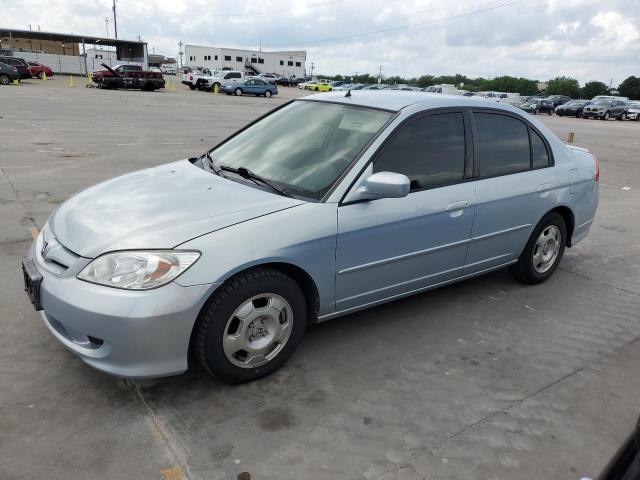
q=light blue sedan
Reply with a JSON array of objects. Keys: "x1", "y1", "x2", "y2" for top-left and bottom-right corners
[
  {"x1": 22, "y1": 92, "x2": 599, "y2": 383},
  {"x1": 221, "y1": 78, "x2": 278, "y2": 97}
]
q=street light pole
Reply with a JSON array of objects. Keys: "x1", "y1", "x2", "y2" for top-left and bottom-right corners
[{"x1": 112, "y1": 0, "x2": 118, "y2": 39}]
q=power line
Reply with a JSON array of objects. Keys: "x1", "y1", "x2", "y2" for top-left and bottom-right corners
[
  {"x1": 268, "y1": 0, "x2": 528, "y2": 47},
  {"x1": 177, "y1": 0, "x2": 342, "y2": 18}
]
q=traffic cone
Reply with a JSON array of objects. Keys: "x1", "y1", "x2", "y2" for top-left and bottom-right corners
[
  {"x1": 214, "y1": 83, "x2": 219, "y2": 94},
  {"x1": 12, "y1": 79, "x2": 19, "y2": 85},
  {"x1": 68, "y1": 75, "x2": 76, "y2": 87},
  {"x1": 41, "y1": 71, "x2": 48, "y2": 81}
]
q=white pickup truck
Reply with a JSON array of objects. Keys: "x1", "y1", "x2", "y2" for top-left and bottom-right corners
[
  {"x1": 183, "y1": 69, "x2": 244, "y2": 92},
  {"x1": 203, "y1": 71, "x2": 244, "y2": 92}
]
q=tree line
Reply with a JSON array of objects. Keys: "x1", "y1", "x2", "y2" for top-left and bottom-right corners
[{"x1": 319, "y1": 73, "x2": 640, "y2": 99}]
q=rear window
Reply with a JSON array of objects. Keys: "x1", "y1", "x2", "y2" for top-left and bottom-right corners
[{"x1": 474, "y1": 113, "x2": 530, "y2": 177}]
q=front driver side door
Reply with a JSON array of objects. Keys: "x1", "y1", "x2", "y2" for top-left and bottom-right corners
[{"x1": 335, "y1": 111, "x2": 477, "y2": 313}]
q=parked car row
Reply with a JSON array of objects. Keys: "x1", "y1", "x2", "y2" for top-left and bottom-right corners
[{"x1": 513, "y1": 95, "x2": 638, "y2": 121}]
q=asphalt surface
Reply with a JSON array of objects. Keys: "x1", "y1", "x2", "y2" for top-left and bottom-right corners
[{"x1": 1, "y1": 78, "x2": 639, "y2": 480}]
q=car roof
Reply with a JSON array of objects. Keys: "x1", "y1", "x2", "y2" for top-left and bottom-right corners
[{"x1": 302, "y1": 90, "x2": 527, "y2": 114}]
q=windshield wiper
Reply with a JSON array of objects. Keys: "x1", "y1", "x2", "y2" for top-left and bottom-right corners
[
  {"x1": 220, "y1": 166, "x2": 291, "y2": 197},
  {"x1": 201, "y1": 151, "x2": 226, "y2": 178}
]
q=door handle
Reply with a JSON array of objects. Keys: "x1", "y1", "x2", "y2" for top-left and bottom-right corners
[
  {"x1": 446, "y1": 200, "x2": 469, "y2": 211},
  {"x1": 446, "y1": 201, "x2": 469, "y2": 217},
  {"x1": 537, "y1": 183, "x2": 552, "y2": 192}
]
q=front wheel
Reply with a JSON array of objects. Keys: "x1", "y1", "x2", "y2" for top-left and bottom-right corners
[
  {"x1": 37, "y1": 72, "x2": 44, "y2": 79},
  {"x1": 602, "y1": 112, "x2": 610, "y2": 120},
  {"x1": 0, "y1": 74, "x2": 10, "y2": 85},
  {"x1": 189, "y1": 85, "x2": 196, "y2": 90},
  {"x1": 234, "y1": 88, "x2": 242, "y2": 96},
  {"x1": 617, "y1": 112, "x2": 625, "y2": 121},
  {"x1": 264, "y1": 90, "x2": 272, "y2": 98},
  {"x1": 194, "y1": 268, "x2": 307, "y2": 383},
  {"x1": 510, "y1": 211, "x2": 566, "y2": 285}
]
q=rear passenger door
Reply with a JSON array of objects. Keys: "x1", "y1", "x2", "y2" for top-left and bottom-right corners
[{"x1": 464, "y1": 111, "x2": 558, "y2": 274}]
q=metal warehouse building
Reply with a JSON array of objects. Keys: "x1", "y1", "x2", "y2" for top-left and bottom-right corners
[
  {"x1": 185, "y1": 45, "x2": 306, "y2": 78},
  {"x1": 0, "y1": 27, "x2": 148, "y2": 75}
]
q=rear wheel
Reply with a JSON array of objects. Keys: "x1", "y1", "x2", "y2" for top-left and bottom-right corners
[
  {"x1": 602, "y1": 112, "x2": 610, "y2": 120},
  {"x1": 510, "y1": 211, "x2": 567, "y2": 285},
  {"x1": 234, "y1": 88, "x2": 242, "y2": 96},
  {"x1": 265, "y1": 90, "x2": 272, "y2": 98},
  {"x1": 0, "y1": 74, "x2": 10, "y2": 85},
  {"x1": 617, "y1": 112, "x2": 626, "y2": 121},
  {"x1": 194, "y1": 268, "x2": 307, "y2": 383},
  {"x1": 37, "y1": 72, "x2": 44, "y2": 79},
  {"x1": 189, "y1": 85, "x2": 196, "y2": 90}
]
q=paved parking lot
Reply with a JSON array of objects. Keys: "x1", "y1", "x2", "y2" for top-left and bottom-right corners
[{"x1": 1, "y1": 79, "x2": 639, "y2": 480}]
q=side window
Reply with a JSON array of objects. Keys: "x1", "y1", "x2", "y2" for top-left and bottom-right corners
[
  {"x1": 530, "y1": 129, "x2": 550, "y2": 168},
  {"x1": 373, "y1": 113, "x2": 466, "y2": 191},
  {"x1": 474, "y1": 112, "x2": 530, "y2": 177},
  {"x1": 232, "y1": 72, "x2": 241, "y2": 79}
]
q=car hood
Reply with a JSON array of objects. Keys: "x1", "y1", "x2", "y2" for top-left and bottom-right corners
[{"x1": 50, "y1": 160, "x2": 304, "y2": 258}]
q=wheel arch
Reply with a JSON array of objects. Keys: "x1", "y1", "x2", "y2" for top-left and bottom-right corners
[
  {"x1": 548, "y1": 205, "x2": 575, "y2": 247},
  {"x1": 205, "y1": 261, "x2": 320, "y2": 324}
]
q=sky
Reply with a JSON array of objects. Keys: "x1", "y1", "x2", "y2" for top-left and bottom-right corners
[{"x1": 2, "y1": 0, "x2": 639, "y2": 85}]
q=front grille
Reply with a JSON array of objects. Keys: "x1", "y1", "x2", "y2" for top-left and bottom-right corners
[{"x1": 38, "y1": 226, "x2": 80, "y2": 274}]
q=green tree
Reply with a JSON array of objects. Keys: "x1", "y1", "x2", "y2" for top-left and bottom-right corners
[
  {"x1": 618, "y1": 76, "x2": 640, "y2": 100},
  {"x1": 484, "y1": 76, "x2": 538, "y2": 96},
  {"x1": 546, "y1": 76, "x2": 581, "y2": 97},
  {"x1": 581, "y1": 81, "x2": 609, "y2": 99}
]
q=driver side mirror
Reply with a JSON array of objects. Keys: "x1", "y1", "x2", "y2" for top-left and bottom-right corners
[{"x1": 351, "y1": 172, "x2": 410, "y2": 202}]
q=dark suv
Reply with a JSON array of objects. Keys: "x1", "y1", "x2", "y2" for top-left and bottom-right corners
[
  {"x1": 520, "y1": 98, "x2": 555, "y2": 115},
  {"x1": 0, "y1": 56, "x2": 33, "y2": 79},
  {"x1": 545, "y1": 95, "x2": 571, "y2": 107},
  {"x1": 582, "y1": 100, "x2": 628, "y2": 120}
]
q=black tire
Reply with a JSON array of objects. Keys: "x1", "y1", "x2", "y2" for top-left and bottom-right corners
[
  {"x1": 0, "y1": 74, "x2": 10, "y2": 85},
  {"x1": 234, "y1": 88, "x2": 242, "y2": 96},
  {"x1": 617, "y1": 112, "x2": 625, "y2": 121},
  {"x1": 576, "y1": 111, "x2": 582, "y2": 118},
  {"x1": 37, "y1": 72, "x2": 44, "y2": 79},
  {"x1": 264, "y1": 90, "x2": 272, "y2": 98},
  {"x1": 602, "y1": 112, "x2": 610, "y2": 120},
  {"x1": 547, "y1": 110, "x2": 552, "y2": 115},
  {"x1": 533, "y1": 109, "x2": 538, "y2": 115},
  {"x1": 510, "y1": 211, "x2": 567, "y2": 285},
  {"x1": 194, "y1": 268, "x2": 307, "y2": 383},
  {"x1": 189, "y1": 85, "x2": 196, "y2": 90}
]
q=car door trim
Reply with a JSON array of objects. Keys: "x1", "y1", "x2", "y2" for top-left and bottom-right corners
[
  {"x1": 337, "y1": 236, "x2": 472, "y2": 275},
  {"x1": 321, "y1": 259, "x2": 518, "y2": 322},
  {"x1": 469, "y1": 223, "x2": 532, "y2": 242}
]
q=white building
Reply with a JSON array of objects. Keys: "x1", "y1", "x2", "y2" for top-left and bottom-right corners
[{"x1": 184, "y1": 44, "x2": 306, "y2": 78}]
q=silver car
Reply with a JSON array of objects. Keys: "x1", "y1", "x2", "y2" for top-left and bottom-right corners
[{"x1": 22, "y1": 92, "x2": 599, "y2": 383}]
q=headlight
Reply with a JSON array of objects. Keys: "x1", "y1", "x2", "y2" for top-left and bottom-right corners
[{"x1": 77, "y1": 250, "x2": 200, "y2": 290}]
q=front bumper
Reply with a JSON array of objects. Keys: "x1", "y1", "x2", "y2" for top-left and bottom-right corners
[
  {"x1": 26, "y1": 234, "x2": 218, "y2": 378},
  {"x1": 582, "y1": 110, "x2": 604, "y2": 118},
  {"x1": 627, "y1": 112, "x2": 639, "y2": 120}
]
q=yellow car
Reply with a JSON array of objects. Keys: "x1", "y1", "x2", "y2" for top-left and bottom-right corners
[{"x1": 305, "y1": 82, "x2": 333, "y2": 92}]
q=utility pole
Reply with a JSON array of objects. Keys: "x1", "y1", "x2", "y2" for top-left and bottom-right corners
[
  {"x1": 112, "y1": 0, "x2": 118, "y2": 39},
  {"x1": 105, "y1": 18, "x2": 110, "y2": 38},
  {"x1": 178, "y1": 41, "x2": 184, "y2": 68},
  {"x1": 310, "y1": 62, "x2": 315, "y2": 79},
  {"x1": 378, "y1": 65, "x2": 383, "y2": 83}
]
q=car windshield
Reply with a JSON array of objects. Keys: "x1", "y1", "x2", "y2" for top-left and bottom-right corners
[
  {"x1": 629, "y1": 102, "x2": 640, "y2": 109},
  {"x1": 593, "y1": 101, "x2": 611, "y2": 106},
  {"x1": 209, "y1": 101, "x2": 393, "y2": 199}
]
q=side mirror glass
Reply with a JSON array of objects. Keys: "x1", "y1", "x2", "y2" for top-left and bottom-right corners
[{"x1": 352, "y1": 172, "x2": 410, "y2": 201}]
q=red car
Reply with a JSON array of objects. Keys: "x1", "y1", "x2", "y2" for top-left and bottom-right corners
[{"x1": 27, "y1": 62, "x2": 54, "y2": 79}]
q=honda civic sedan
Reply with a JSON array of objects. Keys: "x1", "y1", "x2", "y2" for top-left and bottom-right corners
[{"x1": 23, "y1": 92, "x2": 599, "y2": 383}]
